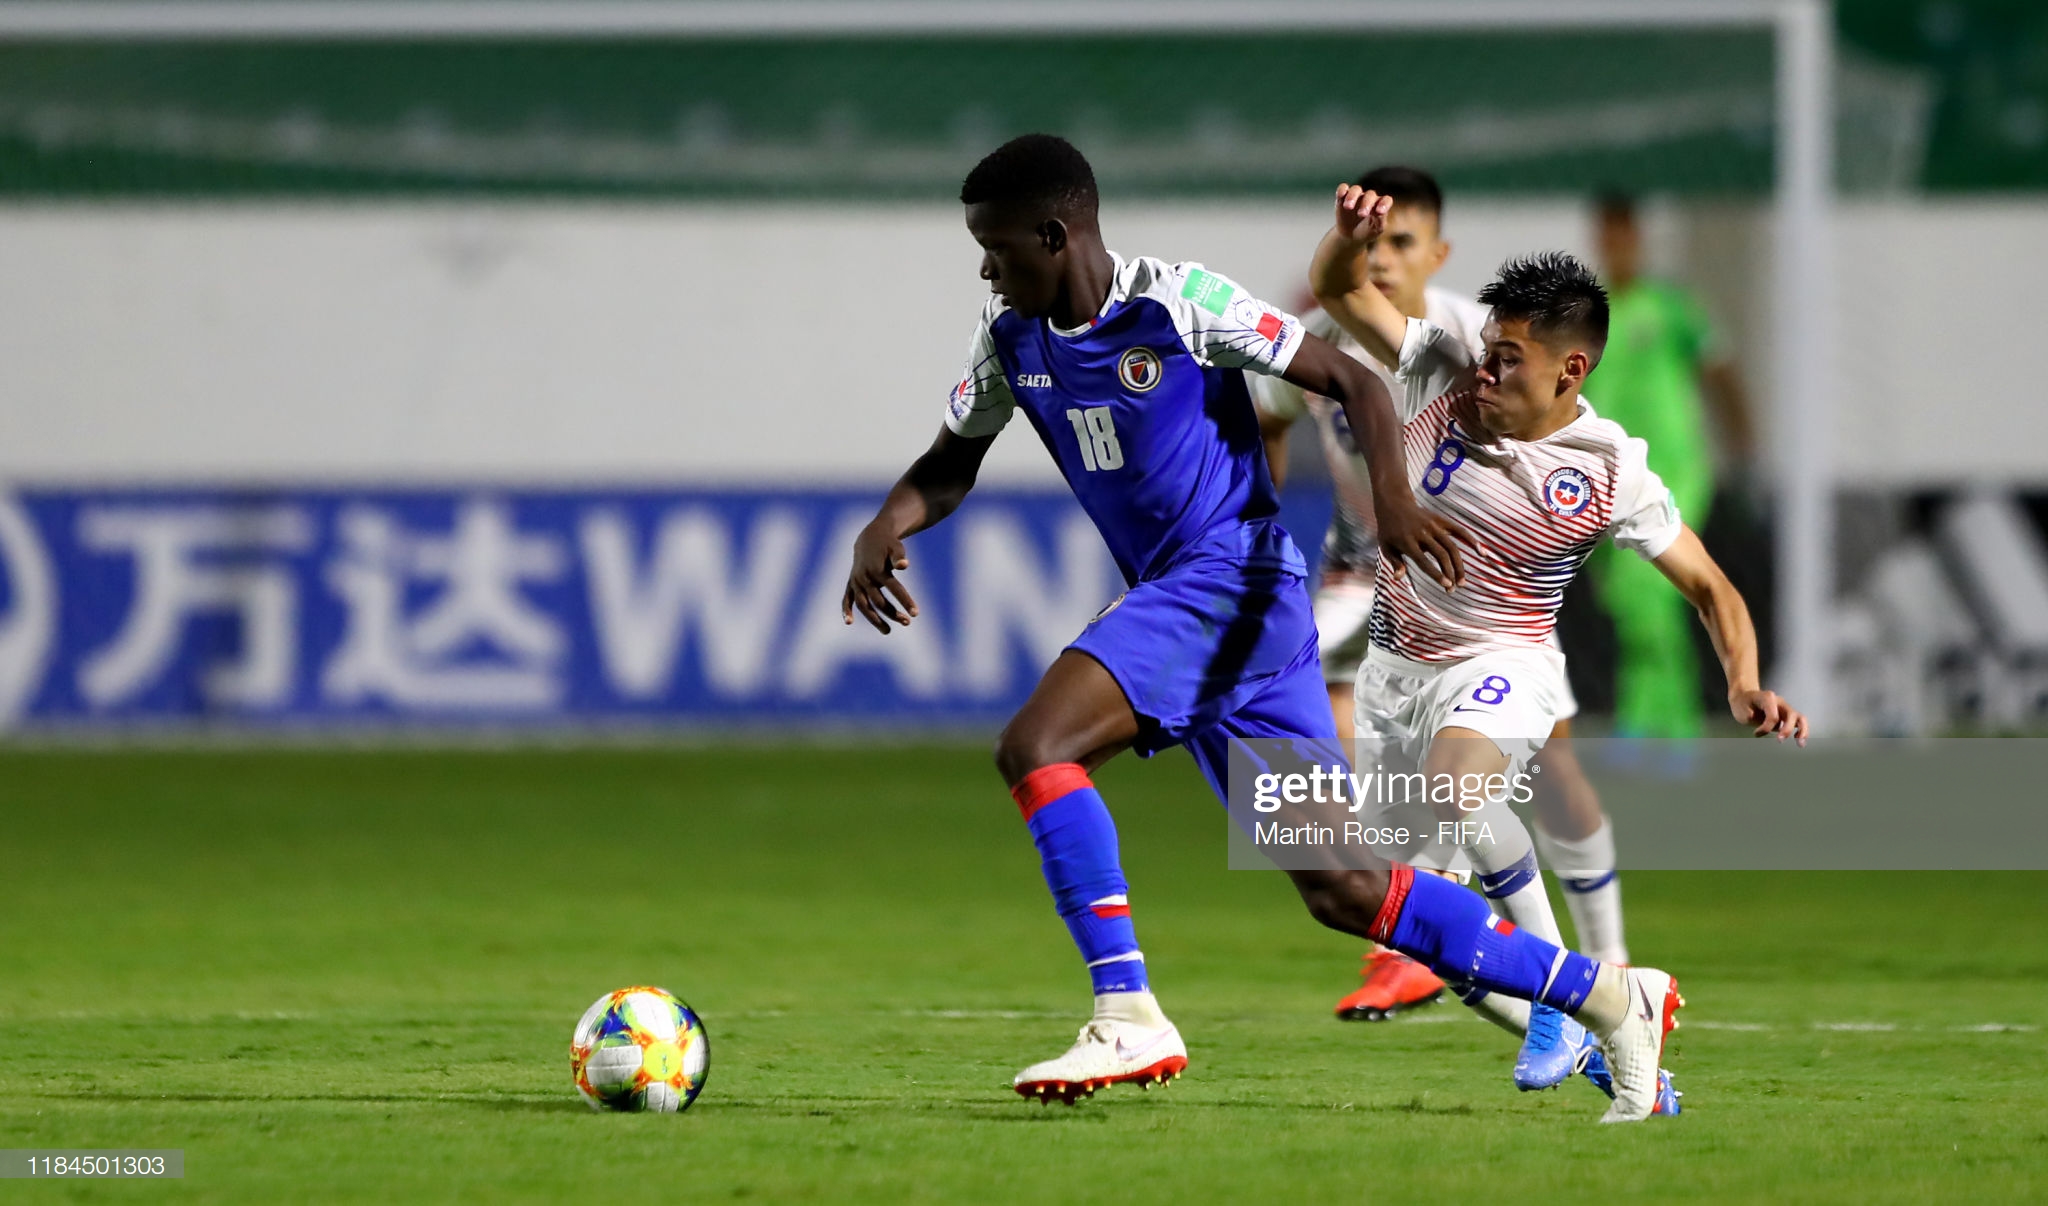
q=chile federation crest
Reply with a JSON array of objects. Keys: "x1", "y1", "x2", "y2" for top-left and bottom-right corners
[{"x1": 1541, "y1": 467, "x2": 1594, "y2": 517}]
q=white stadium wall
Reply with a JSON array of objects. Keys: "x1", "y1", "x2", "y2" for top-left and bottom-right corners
[
  {"x1": 0, "y1": 200, "x2": 1593, "y2": 485},
  {"x1": 0, "y1": 199, "x2": 2038, "y2": 487},
  {"x1": 1829, "y1": 202, "x2": 2048, "y2": 485}
]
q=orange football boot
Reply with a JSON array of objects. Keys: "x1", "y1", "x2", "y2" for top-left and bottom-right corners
[{"x1": 1335, "y1": 948, "x2": 1445, "y2": 1021}]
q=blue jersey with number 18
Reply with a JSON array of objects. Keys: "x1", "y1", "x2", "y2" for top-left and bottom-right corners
[{"x1": 944, "y1": 253, "x2": 1311, "y2": 586}]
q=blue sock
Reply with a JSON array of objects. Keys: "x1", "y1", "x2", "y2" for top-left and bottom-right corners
[
  {"x1": 1012, "y1": 764, "x2": 1148, "y2": 996},
  {"x1": 1373, "y1": 866, "x2": 1599, "y2": 1013}
]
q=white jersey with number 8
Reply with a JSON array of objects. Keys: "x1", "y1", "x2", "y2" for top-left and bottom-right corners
[{"x1": 1368, "y1": 316, "x2": 1683, "y2": 664}]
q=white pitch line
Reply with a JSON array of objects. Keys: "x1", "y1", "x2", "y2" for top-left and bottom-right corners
[
  {"x1": 901, "y1": 1009, "x2": 1070, "y2": 1020},
  {"x1": 1377, "y1": 1017, "x2": 2040, "y2": 1034}
]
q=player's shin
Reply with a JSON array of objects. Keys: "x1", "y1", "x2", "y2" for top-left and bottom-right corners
[
  {"x1": 1369, "y1": 866, "x2": 1603, "y2": 1019},
  {"x1": 1535, "y1": 820, "x2": 1629, "y2": 965},
  {"x1": 1011, "y1": 763, "x2": 1154, "y2": 1004},
  {"x1": 1456, "y1": 792, "x2": 1566, "y2": 946},
  {"x1": 1448, "y1": 977, "x2": 1533, "y2": 1037}
]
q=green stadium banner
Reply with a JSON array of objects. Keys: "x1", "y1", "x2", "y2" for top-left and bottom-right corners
[
  {"x1": 0, "y1": 31, "x2": 1797, "y2": 199},
  {"x1": 0, "y1": 4, "x2": 2037, "y2": 200},
  {"x1": 1840, "y1": 0, "x2": 2048, "y2": 193}
]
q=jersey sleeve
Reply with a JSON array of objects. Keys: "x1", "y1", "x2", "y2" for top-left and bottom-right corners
[
  {"x1": 1426, "y1": 289, "x2": 1493, "y2": 359},
  {"x1": 1163, "y1": 262, "x2": 1307, "y2": 377},
  {"x1": 1394, "y1": 316, "x2": 1476, "y2": 422},
  {"x1": 1251, "y1": 370, "x2": 1308, "y2": 422},
  {"x1": 1251, "y1": 308, "x2": 1340, "y2": 422},
  {"x1": 1608, "y1": 434, "x2": 1685, "y2": 560},
  {"x1": 942, "y1": 303, "x2": 1017, "y2": 438}
]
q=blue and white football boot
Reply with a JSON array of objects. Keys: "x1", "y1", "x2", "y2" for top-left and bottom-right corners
[{"x1": 1514, "y1": 1003, "x2": 1597, "y2": 1091}]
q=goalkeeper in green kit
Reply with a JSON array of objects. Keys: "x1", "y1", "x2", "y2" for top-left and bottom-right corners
[{"x1": 1588, "y1": 195, "x2": 1754, "y2": 741}]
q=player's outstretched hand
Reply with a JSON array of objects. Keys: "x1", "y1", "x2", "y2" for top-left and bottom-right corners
[
  {"x1": 1377, "y1": 497, "x2": 1471, "y2": 591},
  {"x1": 1732, "y1": 689, "x2": 1808, "y2": 745},
  {"x1": 842, "y1": 522, "x2": 919, "y2": 634},
  {"x1": 1332, "y1": 184, "x2": 1393, "y2": 243}
]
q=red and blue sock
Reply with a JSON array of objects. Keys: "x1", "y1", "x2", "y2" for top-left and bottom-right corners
[
  {"x1": 1012, "y1": 763, "x2": 1148, "y2": 996},
  {"x1": 1369, "y1": 864, "x2": 1600, "y2": 1014}
]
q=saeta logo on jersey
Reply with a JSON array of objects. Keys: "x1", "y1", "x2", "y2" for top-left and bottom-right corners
[
  {"x1": 1541, "y1": 467, "x2": 1595, "y2": 517},
  {"x1": 1116, "y1": 347, "x2": 1163, "y2": 393}
]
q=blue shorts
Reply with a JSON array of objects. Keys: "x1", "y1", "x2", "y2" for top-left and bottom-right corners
[{"x1": 1068, "y1": 551, "x2": 1343, "y2": 807}]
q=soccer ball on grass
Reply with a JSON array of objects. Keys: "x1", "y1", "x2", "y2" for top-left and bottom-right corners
[{"x1": 570, "y1": 986, "x2": 710, "y2": 1112}]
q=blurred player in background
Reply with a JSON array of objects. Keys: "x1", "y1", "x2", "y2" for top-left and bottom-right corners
[
  {"x1": 843, "y1": 138, "x2": 1684, "y2": 1122},
  {"x1": 1255, "y1": 168, "x2": 1633, "y2": 1035},
  {"x1": 1257, "y1": 167, "x2": 1485, "y2": 751},
  {"x1": 1585, "y1": 194, "x2": 1755, "y2": 743}
]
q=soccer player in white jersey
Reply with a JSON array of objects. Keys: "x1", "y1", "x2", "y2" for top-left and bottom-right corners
[
  {"x1": 1309, "y1": 184, "x2": 1807, "y2": 1101},
  {"x1": 1257, "y1": 168, "x2": 1635, "y2": 1033}
]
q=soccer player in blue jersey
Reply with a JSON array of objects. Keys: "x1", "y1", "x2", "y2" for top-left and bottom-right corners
[{"x1": 842, "y1": 135, "x2": 1682, "y2": 1122}]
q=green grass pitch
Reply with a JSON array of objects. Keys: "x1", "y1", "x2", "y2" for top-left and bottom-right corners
[{"x1": 1, "y1": 746, "x2": 2043, "y2": 1201}]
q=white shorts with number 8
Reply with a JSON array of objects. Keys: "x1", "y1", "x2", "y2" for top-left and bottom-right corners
[{"x1": 1351, "y1": 642, "x2": 1572, "y2": 777}]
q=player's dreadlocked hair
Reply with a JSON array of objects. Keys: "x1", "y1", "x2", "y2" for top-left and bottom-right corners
[
  {"x1": 959, "y1": 133, "x2": 1099, "y2": 222},
  {"x1": 1353, "y1": 165, "x2": 1444, "y2": 219},
  {"x1": 1478, "y1": 251, "x2": 1610, "y2": 365}
]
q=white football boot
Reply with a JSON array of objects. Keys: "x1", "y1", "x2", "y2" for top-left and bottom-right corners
[
  {"x1": 1013, "y1": 996, "x2": 1187, "y2": 1104},
  {"x1": 1595, "y1": 966, "x2": 1684, "y2": 1123}
]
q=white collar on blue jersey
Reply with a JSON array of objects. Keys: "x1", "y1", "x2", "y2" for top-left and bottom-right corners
[{"x1": 1048, "y1": 251, "x2": 1130, "y2": 338}]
